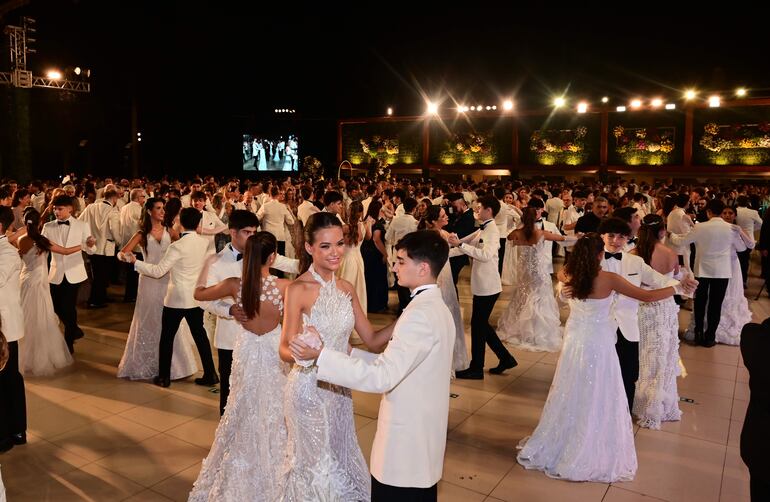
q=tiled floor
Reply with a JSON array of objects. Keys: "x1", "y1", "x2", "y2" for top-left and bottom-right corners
[{"x1": 2, "y1": 264, "x2": 759, "y2": 501}]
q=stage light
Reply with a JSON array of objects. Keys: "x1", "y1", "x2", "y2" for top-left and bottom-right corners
[
  {"x1": 601, "y1": 96, "x2": 609, "y2": 103},
  {"x1": 651, "y1": 98, "x2": 663, "y2": 108},
  {"x1": 274, "y1": 109, "x2": 278, "y2": 113},
  {"x1": 46, "y1": 69, "x2": 62, "y2": 80},
  {"x1": 485, "y1": 106, "x2": 491, "y2": 110},
  {"x1": 492, "y1": 105, "x2": 497, "y2": 110},
  {"x1": 476, "y1": 105, "x2": 482, "y2": 111},
  {"x1": 630, "y1": 99, "x2": 642, "y2": 109},
  {"x1": 426, "y1": 102, "x2": 439, "y2": 115},
  {"x1": 137, "y1": 137, "x2": 142, "y2": 142},
  {"x1": 74, "y1": 67, "x2": 81, "y2": 76},
  {"x1": 616, "y1": 106, "x2": 626, "y2": 112},
  {"x1": 709, "y1": 95, "x2": 721, "y2": 107},
  {"x1": 665, "y1": 103, "x2": 676, "y2": 110},
  {"x1": 736, "y1": 88, "x2": 747, "y2": 97},
  {"x1": 684, "y1": 89, "x2": 697, "y2": 100},
  {"x1": 503, "y1": 100, "x2": 513, "y2": 111},
  {"x1": 137, "y1": 132, "x2": 141, "y2": 137},
  {"x1": 387, "y1": 107, "x2": 393, "y2": 116},
  {"x1": 577, "y1": 102, "x2": 588, "y2": 113},
  {"x1": 553, "y1": 96, "x2": 566, "y2": 108}
]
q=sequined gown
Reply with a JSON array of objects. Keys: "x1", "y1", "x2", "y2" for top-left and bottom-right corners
[
  {"x1": 634, "y1": 271, "x2": 682, "y2": 430},
  {"x1": 189, "y1": 276, "x2": 289, "y2": 501},
  {"x1": 517, "y1": 295, "x2": 637, "y2": 483},
  {"x1": 497, "y1": 236, "x2": 562, "y2": 352},
  {"x1": 279, "y1": 266, "x2": 370, "y2": 501}
]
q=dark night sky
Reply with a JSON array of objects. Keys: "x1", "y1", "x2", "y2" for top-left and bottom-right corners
[{"x1": 3, "y1": 1, "x2": 770, "y2": 179}]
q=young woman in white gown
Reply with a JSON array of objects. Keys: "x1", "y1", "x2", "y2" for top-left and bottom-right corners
[
  {"x1": 501, "y1": 193, "x2": 522, "y2": 286},
  {"x1": 518, "y1": 233, "x2": 678, "y2": 483},
  {"x1": 497, "y1": 207, "x2": 566, "y2": 352},
  {"x1": 338, "y1": 201, "x2": 367, "y2": 315},
  {"x1": 189, "y1": 232, "x2": 290, "y2": 501},
  {"x1": 16, "y1": 208, "x2": 76, "y2": 376},
  {"x1": 117, "y1": 198, "x2": 198, "y2": 380},
  {"x1": 419, "y1": 205, "x2": 469, "y2": 371},
  {"x1": 278, "y1": 212, "x2": 394, "y2": 501},
  {"x1": 630, "y1": 214, "x2": 683, "y2": 430},
  {"x1": 682, "y1": 206, "x2": 753, "y2": 345}
]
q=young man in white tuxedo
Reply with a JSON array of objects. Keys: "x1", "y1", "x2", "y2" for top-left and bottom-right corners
[
  {"x1": 41, "y1": 195, "x2": 97, "y2": 353},
  {"x1": 598, "y1": 217, "x2": 697, "y2": 411},
  {"x1": 78, "y1": 186, "x2": 121, "y2": 308},
  {"x1": 0, "y1": 207, "x2": 26, "y2": 453},
  {"x1": 449, "y1": 196, "x2": 517, "y2": 379},
  {"x1": 196, "y1": 210, "x2": 299, "y2": 415},
  {"x1": 291, "y1": 230, "x2": 454, "y2": 502},
  {"x1": 125, "y1": 208, "x2": 218, "y2": 388}
]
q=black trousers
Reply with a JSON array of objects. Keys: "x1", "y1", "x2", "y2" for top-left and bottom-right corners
[
  {"x1": 498, "y1": 238, "x2": 506, "y2": 275},
  {"x1": 371, "y1": 475, "x2": 437, "y2": 502},
  {"x1": 218, "y1": 348, "x2": 232, "y2": 416},
  {"x1": 89, "y1": 254, "x2": 113, "y2": 305},
  {"x1": 750, "y1": 469, "x2": 770, "y2": 502},
  {"x1": 50, "y1": 277, "x2": 84, "y2": 345},
  {"x1": 737, "y1": 249, "x2": 751, "y2": 286},
  {"x1": 273, "y1": 241, "x2": 287, "y2": 278},
  {"x1": 123, "y1": 254, "x2": 141, "y2": 301},
  {"x1": 615, "y1": 329, "x2": 639, "y2": 413},
  {"x1": 0, "y1": 341, "x2": 26, "y2": 440},
  {"x1": 469, "y1": 293, "x2": 513, "y2": 371},
  {"x1": 159, "y1": 307, "x2": 217, "y2": 381},
  {"x1": 693, "y1": 277, "x2": 730, "y2": 343},
  {"x1": 449, "y1": 255, "x2": 469, "y2": 286}
]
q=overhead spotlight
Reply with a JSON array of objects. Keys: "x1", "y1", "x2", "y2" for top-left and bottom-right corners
[
  {"x1": 630, "y1": 99, "x2": 642, "y2": 109},
  {"x1": 503, "y1": 100, "x2": 513, "y2": 111},
  {"x1": 74, "y1": 67, "x2": 82, "y2": 76},
  {"x1": 476, "y1": 104, "x2": 482, "y2": 111},
  {"x1": 426, "y1": 102, "x2": 439, "y2": 115},
  {"x1": 553, "y1": 97, "x2": 566, "y2": 108},
  {"x1": 601, "y1": 96, "x2": 609, "y2": 103},
  {"x1": 736, "y1": 88, "x2": 747, "y2": 97},
  {"x1": 387, "y1": 107, "x2": 393, "y2": 116},
  {"x1": 485, "y1": 106, "x2": 491, "y2": 110},
  {"x1": 492, "y1": 105, "x2": 497, "y2": 110},
  {"x1": 651, "y1": 98, "x2": 663, "y2": 108},
  {"x1": 274, "y1": 109, "x2": 278, "y2": 113},
  {"x1": 137, "y1": 137, "x2": 142, "y2": 142},
  {"x1": 616, "y1": 106, "x2": 627, "y2": 112},
  {"x1": 684, "y1": 89, "x2": 697, "y2": 100},
  {"x1": 46, "y1": 69, "x2": 62, "y2": 80},
  {"x1": 709, "y1": 95, "x2": 721, "y2": 108},
  {"x1": 137, "y1": 132, "x2": 142, "y2": 137},
  {"x1": 577, "y1": 102, "x2": 588, "y2": 113},
  {"x1": 665, "y1": 103, "x2": 676, "y2": 110}
]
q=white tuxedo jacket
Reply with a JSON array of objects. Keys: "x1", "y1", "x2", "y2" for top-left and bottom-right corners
[
  {"x1": 0, "y1": 237, "x2": 24, "y2": 342},
  {"x1": 79, "y1": 200, "x2": 121, "y2": 256},
  {"x1": 665, "y1": 207, "x2": 694, "y2": 256},
  {"x1": 601, "y1": 251, "x2": 679, "y2": 342},
  {"x1": 316, "y1": 286, "x2": 454, "y2": 488},
  {"x1": 135, "y1": 232, "x2": 208, "y2": 308},
  {"x1": 41, "y1": 217, "x2": 95, "y2": 284},
  {"x1": 119, "y1": 201, "x2": 143, "y2": 250},
  {"x1": 538, "y1": 219, "x2": 559, "y2": 273},
  {"x1": 257, "y1": 199, "x2": 295, "y2": 241},
  {"x1": 669, "y1": 217, "x2": 747, "y2": 278},
  {"x1": 450, "y1": 221, "x2": 502, "y2": 296}
]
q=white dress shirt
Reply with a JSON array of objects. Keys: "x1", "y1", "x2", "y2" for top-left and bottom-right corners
[
  {"x1": 385, "y1": 214, "x2": 418, "y2": 247},
  {"x1": 257, "y1": 199, "x2": 295, "y2": 240},
  {"x1": 297, "y1": 200, "x2": 319, "y2": 227},
  {"x1": 79, "y1": 200, "x2": 121, "y2": 256},
  {"x1": 669, "y1": 217, "x2": 747, "y2": 278},
  {"x1": 544, "y1": 197, "x2": 564, "y2": 224},
  {"x1": 199, "y1": 210, "x2": 228, "y2": 255},
  {"x1": 449, "y1": 219, "x2": 502, "y2": 296},
  {"x1": 41, "y1": 216, "x2": 96, "y2": 284},
  {"x1": 736, "y1": 206, "x2": 763, "y2": 236},
  {"x1": 665, "y1": 207, "x2": 694, "y2": 256}
]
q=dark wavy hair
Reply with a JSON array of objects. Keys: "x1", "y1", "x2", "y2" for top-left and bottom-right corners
[
  {"x1": 139, "y1": 198, "x2": 164, "y2": 250},
  {"x1": 520, "y1": 206, "x2": 538, "y2": 241},
  {"x1": 563, "y1": 233, "x2": 604, "y2": 299},
  {"x1": 300, "y1": 212, "x2": 344, "y2": 274},
  {"x1": 345, "y1": 201, "x2": 364, "y2": 247},
  {"x1": 241, "y1": 232, "x2": 277, "y2": 319},
  {"x1": 418, "y1": 204, "x2": 443, "y2": 230},
  {"x1": 162, "y1": 197, "x2": 182, "y2": 229},
  {"x1": 22, "y1": 207, "x2": 52, "y2": 253},
  {"x1": 635, "y1": 214, "x2": 664, "y2": 265}
]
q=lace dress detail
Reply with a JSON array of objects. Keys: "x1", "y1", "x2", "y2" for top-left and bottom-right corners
[
  {"x1": 497, "y1": 236, "x2": 563, "y2": 352},
  {"x1": 517, "y1": 295, "x2": 637, "y2": 483},
  {"x1": 634, "y1": 269, "x2": 682, "y2": 430},
  {"x1": 279, "y1": 265, "x2": 370, "y2": 501},
  {"x1": 189, "y1": 276, "x2": 289, "y2": 501}
]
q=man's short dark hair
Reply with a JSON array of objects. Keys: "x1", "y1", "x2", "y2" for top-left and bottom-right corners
[
  {"x1": 322, "y1": 191, "x2": 343, "y2": 207},
  {"x1": 527, "y1": 197, "x2": 545, "y2": 209},
  {"x1": 707, "y1": 199, "x2": 725, "y2": 216},
  {"x1": 179, "y1": 207, "x2": 203, "y2": 230},
  {"x1": 300, "y1": 186, "x2": 313, "y2": 200},
  {"x1": 573, "y1": 191, "x2": 587, "y2": 200},
  {"x1": 493, "y1": 187, "x2": 505, "y2": 200},
  {"x1": 612, "y1": 206, "x2": 637, "y2": 223},
  {"x1": 445, "y1": 192, "x2": 464, "y2": 204},
  {"x1": 395, "y1": 230, "x2": 449, "y2": 278},
  {"x1": 393, "y1": 188, "x2": 406, "y2": 202},
  {"x1": 675, "y1": 193, "x2": 689, "y2": 208},
  {"x1": 0, "y1": 206, "x2": 13, "y2": 232},
  {"x1": 228, "y1": 209, "x2": 259, "y2": 230},
  {"x1": 403, "y1": 197, "x2": 418, "y2": 213},
  {"x1": 190, "y1": 190, "x2": 206, "y2": 202},
  {"x1": 52, "y1": 195, "x2": 74, "y2": 207},
  {"x1": 736, "y1": 195, "x2": 750, "y2": 207},
  {"x1": 598, "y1": 217, "x2": 632, "y2": 237},
  {"x1": 478, "y1": 195, "x2": 501, "y2": 217}
]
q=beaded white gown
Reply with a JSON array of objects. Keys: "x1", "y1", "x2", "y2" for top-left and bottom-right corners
[
  {"x1": 517, "y1": 295, "x2": 637, "y2": 483},
  {"x1": 278, "y1": 266, "x2": 370, "y2": 501},
  {"x1": 497, "y1": 236, "x2": 562, "y2": 352},
  {"x1": 18, "y1": 245, "x2": 74, "y2": 376},
  {"x1": 189, "y1": 276, "x2": 289, "y2": 501},
  {"x1": 117, "y1": 230, "x2": 198, "y2": 380},
  {"x1": 437, "y1": 259, "x2": 469, "y2": 371}
]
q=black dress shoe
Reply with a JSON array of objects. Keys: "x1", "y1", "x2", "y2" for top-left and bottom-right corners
[
  {"x1": 0, "y1": 439, "x2": 13, "y2": 453},
  {"x1": 11, "y1": 432, "x2": 26, "y2": 445},
  {"x1": 489, "y1": 358, "x2": 518, "y2": 375},
  {"x1": 194, "y1": 375, "x2": 220, "y2": 386},
  {"x1": 153, "y1": 376, "x2": 170, "y2": 388},
  {"x1": 455, "y1": 368, "x2": 484, "y2": 380},
  {"x1": 701, "y1": 339, "x2": 716, "y2": 348},
  {"x1": 71, "y1": 329, "x2": 85, "y2": 341},
  {"x1": 87, "y1": 303, "x2": 108, "y2": 309}
]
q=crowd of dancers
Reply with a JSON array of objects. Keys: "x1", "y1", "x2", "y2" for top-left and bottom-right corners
[{"x1": 0, "y1": 174, "x2": 769, "y2": 500}]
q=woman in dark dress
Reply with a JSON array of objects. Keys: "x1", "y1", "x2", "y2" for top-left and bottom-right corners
[{"x1": 360, "y1": 200, "x2": 389, "y2": 313}]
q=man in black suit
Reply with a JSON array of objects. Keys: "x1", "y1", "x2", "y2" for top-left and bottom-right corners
[
  {"x1": 446, "y1": 193, "x2": 476, "y2": 288},
  {"x1": 740, "y1": 318, "x2": 770, "y2": 501},
  {"x1": 574, "y1": 196, "x2": 609, "y2": 234}
]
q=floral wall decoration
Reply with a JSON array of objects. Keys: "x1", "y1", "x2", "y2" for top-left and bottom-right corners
[
  {"x1": 438, "y1": 132, "x2": 497, "y2": 165},
  {"x1": 612, "y1": 126, "x2": 675, "y2": 165},
  {"x1": 359, "y1": 135, "x2": 399, "y2": 180},
  {"x1": 529, "y1": 126, "x2": 589, "y2": 165},
  {"x1": 699, "y1": 122, "x2": 770, "y2": 165}
]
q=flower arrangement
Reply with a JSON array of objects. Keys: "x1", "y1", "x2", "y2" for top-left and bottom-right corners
[
  {"x1": 302, "y1": 156, "x2": 323, "y2": 180},
  {"x1": 613, "y1": 126, "x2": 674, "y2": 154},
  {"x1": 699, "y1": 122, "x2": 770, "y2": 152},
  {"x1": 438, "y1": 131, "x2": 497, "y2": 165},
  {"x1": 360, "y1": 136, "x2": 399, "y2": 158},
  {"x1": 529, "y1": 126, "x2": 589, "y2": 165},
  {"x1": 453, "y1": 132, "x2": 492, "y2": 155}
]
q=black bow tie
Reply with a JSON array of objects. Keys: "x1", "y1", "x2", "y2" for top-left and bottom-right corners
[
  {"x1": 605, "y1": 252, "x2": 623, "y2": 260},
  {"x1": 479, "y1": 221, "x2": 492, "y2": 230},
  {"x1": 627, "y1": 238, "x2": 637, "y2": 245},
  {"x1": 576, "y1": 208, "x2": 584, "y2": 214},
  {"x1": 411, "y1": 287, "x2": 429, "y2": 298},
  {"x1": 236, "y1": 253, "x2": 243, "y2": 261},
  {"x1": 57, "y1": 220, "x2": 70, "y2": 225}
]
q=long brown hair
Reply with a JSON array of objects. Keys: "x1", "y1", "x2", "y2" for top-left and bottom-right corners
[
  {"x1": 23, "y1": 207, "x2": 51, "y2": 253},
  {"x1": 563, "y1": 233, "x2": 604, "y2": 299},
  {"x1": 299, "y1": 212, "x2": 343, "y2": 274},
  {"x1": 163, "y1": 197, "x2": 182, "y2": 229},
  {"x1": 634, "y1": 214, "x2": 664, "y2": 265},
  {"x1": 241, "y1": 232, "x2": 277, "y2": 319},
  {"x1": 345, "y1": 201, "x2": 363, "y2": 247},
  {"x1": 139, "y1": 198, "x2": 164, "y2": 250},
  {"x1": 521, "y1": 207, "x2": 538, "y2": 241}
]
